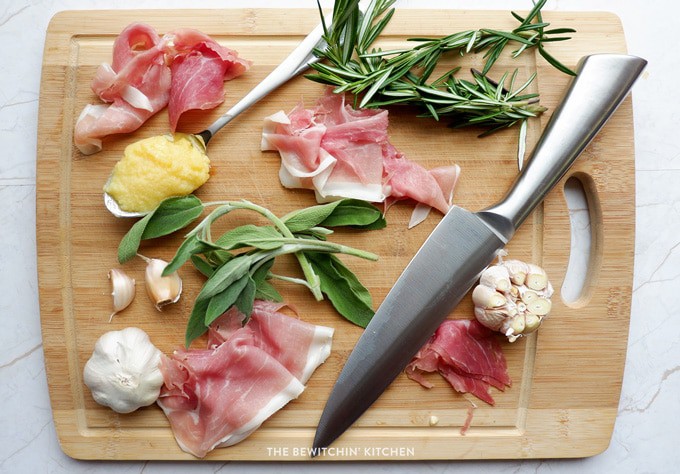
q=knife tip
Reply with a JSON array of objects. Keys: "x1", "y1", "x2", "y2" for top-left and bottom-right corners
[{"x1": 310, "y1": 429, "x2": 332, "y2": 458}]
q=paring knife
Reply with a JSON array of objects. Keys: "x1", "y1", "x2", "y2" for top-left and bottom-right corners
[{"x1": 313, "y1": 54, "x2": 647, "y2": 451}]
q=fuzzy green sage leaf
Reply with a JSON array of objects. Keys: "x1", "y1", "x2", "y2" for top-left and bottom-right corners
[{"x1": 117, "y1": 195, "x2": 204, "y2": 263}]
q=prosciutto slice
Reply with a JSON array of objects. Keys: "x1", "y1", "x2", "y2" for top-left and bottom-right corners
[
  {"x1": 406, "y1": 319, "x2": 511, "y2": 405},
  {"x1": 74, "y1": 23, "x2": 250, "y2": 154},
  {"x1": 165, "y1": 28, "x2": 250, "y2": 132},
  {"x1": 262, "y1": 89, "x2": 461, "y2": 226},
  {"x1": 157, "y1": 301, "x2": 333, "y2": 458}
]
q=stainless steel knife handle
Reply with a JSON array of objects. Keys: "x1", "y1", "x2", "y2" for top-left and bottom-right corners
[{"x1": 480, "y1": 54, "x2": 647, "y2": 239}]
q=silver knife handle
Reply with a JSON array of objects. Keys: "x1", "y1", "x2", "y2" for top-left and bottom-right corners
[
  {"x1": 204, "y1": 21, "x2": 327, "y2": 137},
  {"x1": 480, "y1": 54, "x2": 647, "y2": 239}
]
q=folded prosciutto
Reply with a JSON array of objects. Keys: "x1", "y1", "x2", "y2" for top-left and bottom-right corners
[
  {"x1": 406, "y1": 319, "x2": 511, "y2": 405},
  {"x1": 74, "y1": 22, "x2": 250, "y2": 155},
  {"x1": 157, "y1": 301, "x2": 333, "y2": 458},
  {"x1": 261, "y1": 90, "x2": 461, "y2": 227}
]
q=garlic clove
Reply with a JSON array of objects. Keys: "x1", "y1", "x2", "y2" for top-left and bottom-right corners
[
  {"x1": 509, "y1": 314, "x2": 526, "y2": 335},
  {"x1": 139, "y1": 255, "x2": 182, "y2": 311},
  {"x1": 520, "y1": 289, "x2": 538, "y2": 303},
  {"x1": 108, "y1": 269, "x2": 135, "y2": 322},
  {"x1": 472, "y1": 285, "x2": 507, "y2": 309},
  {"x1": 527, "y1": 297, "x2": 552, "y2": 316},
  {"x1": 474, "y1": 307, "x2": 506, "y2": 331},
  {"x1": 501, "y1": 259, "x2": 529, "y2": 286},
  {"x1": 523, "y1": 314, "x2": 543, "y2": 334},
  {"x1": 479, "y1": 265, "x2": 511, "y2": 293},
  {"x1": 526, "y1": 264, "x2": 549, "y2": 291}
]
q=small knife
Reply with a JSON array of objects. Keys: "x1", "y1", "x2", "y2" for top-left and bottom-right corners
[{"x1": 313, "y1": 54, "x2": 647, "y2": 451}]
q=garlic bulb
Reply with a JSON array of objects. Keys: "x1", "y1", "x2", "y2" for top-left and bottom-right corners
[
  {"x1": 472, "y1": 258, "x2": 553, "y2": 342},
  {"x1": 83, "y1": 327, "x2": 164, "y2": 414},
  {"x1": 138, "y1": 255, "x2": 182, "y2": 310},
  {"x1": 109, "y1": 269, "x2": 135, "y2": 322}
]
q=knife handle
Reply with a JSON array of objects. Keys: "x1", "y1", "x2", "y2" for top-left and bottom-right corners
[{"x1": 480, "y1": 54, "x2": 646, "y2": 239}]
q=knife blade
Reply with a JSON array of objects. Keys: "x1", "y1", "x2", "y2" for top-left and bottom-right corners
[{"x1": 313, "y1": 54, "x2": 647, "y2": 452}]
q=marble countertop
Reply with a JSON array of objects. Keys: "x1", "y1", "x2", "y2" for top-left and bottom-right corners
[{"x1": 2, "y1": 0, "x2": 677, "y2": 472}]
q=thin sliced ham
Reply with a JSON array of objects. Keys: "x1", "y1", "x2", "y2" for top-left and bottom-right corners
[
  {"x1": 406, "y1": 319, "x2": 511, "y2": 405},
  {"x1": 74, "y1": 23, "x2": 250, "y2": 155},
  {"x1": 165, "y1": 29, "x2": 250, "y2": 132},
  {"x1": 262, "y1": 89, "x2": 461, "y2": 226},
  {"x1": 157, "y1": 301, "x2": 333, "y2": 458}
]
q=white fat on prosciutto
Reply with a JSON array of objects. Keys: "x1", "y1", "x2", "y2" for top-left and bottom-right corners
[
  {"x1": 262, "y1": 90, "x2": 461, "y2": 227},
  {"x1": 74, "y1": 22, "x2": 250, "y2": 155},
  {"x1": 406, "y1": 319, "x2": 511, "y2": 406},
  {"x1": 156, "y1": 301, "x2": 333, "y2": 458}
]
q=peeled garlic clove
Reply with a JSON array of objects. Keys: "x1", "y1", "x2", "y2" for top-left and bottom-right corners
[
  {"x1": 140, "y1": 256, "x2": 182, "y2": 311},
  {"x1": 108, "y1": 269, "x2": 135, "y2": 322},
  {"x1": 472, "y1": 285, "x2": 507, "y2": 309}
]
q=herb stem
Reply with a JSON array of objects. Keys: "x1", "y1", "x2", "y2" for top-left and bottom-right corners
[
  {"x1": 197, "y1": 200, "x2": 327, "y2": 300},
  {"x1": 268, "y1": 273, "x2": 314, "y2": 290}
]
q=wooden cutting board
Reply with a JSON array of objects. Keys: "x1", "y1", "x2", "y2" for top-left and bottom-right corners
[{"x1": 36, "y1": 8, "x2": 634, "y2": 461}]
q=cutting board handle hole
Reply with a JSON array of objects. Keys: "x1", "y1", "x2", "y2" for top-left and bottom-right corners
[{"x1": 561, "y1": 174, "x2": 601, "y2": 306}]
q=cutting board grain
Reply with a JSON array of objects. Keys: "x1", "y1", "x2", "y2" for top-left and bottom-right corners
[{"x1": 36, "y1": 8, "x2": 634, "y2": 461}]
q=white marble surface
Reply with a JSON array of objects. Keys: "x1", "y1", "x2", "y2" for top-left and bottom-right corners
[{"x1": 1, "y1": 0, "x2": 677, "y2": 472}]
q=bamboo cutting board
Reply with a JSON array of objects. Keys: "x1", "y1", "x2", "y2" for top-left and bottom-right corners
[{"x1": 36, "y1": 8, "x2": 635, "y2": 461}]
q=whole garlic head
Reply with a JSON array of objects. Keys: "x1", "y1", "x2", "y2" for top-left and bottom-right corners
[
  {"x1": 83, "y1": 327, "x2": 164, "y2": 414},
  {"x1": 472, "y1": 258, "x2": 553, "y2": 342}
]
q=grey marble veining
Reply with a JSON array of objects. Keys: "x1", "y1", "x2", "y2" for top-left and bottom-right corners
[{"x1": 1, "y1": 0, "x2": 678, "y2": 472}]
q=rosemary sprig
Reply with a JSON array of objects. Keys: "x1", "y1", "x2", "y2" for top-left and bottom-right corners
[{"x1": 307, "y1": 0, "x2": 575, "y2": 134}]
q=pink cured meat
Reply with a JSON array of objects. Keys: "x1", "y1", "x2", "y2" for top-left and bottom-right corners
[
  {"x1": 157, "y1": 301, "x2": 333, "y2": 458},
  {"x1": 166, "y1": 29, "x2": 251, "y2": 131},
  {"x1": 75, "y1": 23, "x2": 171, "y2": 155},
  {"x1": 262, "y1": 89, "x2": 460, "y2": 224},
  {"x1": 406, "y1": 319, "x2": 511, "y2": 405},
  {"x1": 74, "y1": 23, "x2": 250, "y2": 154}
]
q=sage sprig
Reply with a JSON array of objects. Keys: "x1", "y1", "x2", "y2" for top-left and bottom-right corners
[
  {"x1": 117, "y1": 196, "x2": 385, "y2": 347},
  {"x1": 308, "y1": 0, "x2": 575, "y2": 135}
]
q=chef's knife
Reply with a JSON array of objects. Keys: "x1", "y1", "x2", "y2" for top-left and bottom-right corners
[{"x1": 313, "y1": 54, "x2": 647, "y2": 451}]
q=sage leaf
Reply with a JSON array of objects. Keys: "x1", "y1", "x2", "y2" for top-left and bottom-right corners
[
  {"x1": 206, "y1": 249, "x2": 233, "y2": 267},
  {"x1": 255, "y1": 280, "x2": 284, "y2": 302},
  {"x1": 141, "y1": 195, "x2": 204, "y2": 239},
  {"x1": 215, "y1": 225, "x2": 284, "y2": 250},
  {"x1": 205, "y1": 274, "x2": 250, "y2": 326},
  {"x1": 307, "y1": 252, "x2": 374, "y2": 328},
  {"x1": 117, "y1": 195, "x2": 204, "y2": 264},
  {"x1": 185, "y1": 297, "x2": 211, "y2": 347},
  {"x1": 252, "y1": 259, "x2": 275, "y2": 285},
  {"x1": 284, "y1": 199, "x2": 385, "y2": 232},
  {"x1": 118, "y1": 212, "x2": 154, "y2": 263},
  {"x1": 190, "y1": 255, "x2": 215, "y2": 278},
  {"x1": 282, "y1": 201, "x2": 344, "y2": 232},
  {"x1": 318, "y1": 199, "x2": 386, "y2": 229},
  {"x1": 198, "y1": 255, "x2": 254, "y2": 301},
  {"x1": 164, "y1": 234, "x2": 220, "y2": 276},
  {"x1": 235, "y1": 275, "x2": 257, "y2": 324}
]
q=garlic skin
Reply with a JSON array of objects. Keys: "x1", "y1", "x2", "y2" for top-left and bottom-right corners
[
  {"x1": 139, "y1": 255, "x2": 182, "y2": 311},
  {"x1": 472, "y1": 258, "x2": 554, "y2": 342},
  {"x1": 83, "y1": 327, "x2": 163, "y2": 414},
  {"x1": 109, "y1": 269, "x2": 135, "y2": 322}
]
